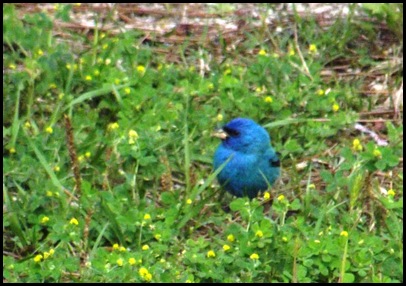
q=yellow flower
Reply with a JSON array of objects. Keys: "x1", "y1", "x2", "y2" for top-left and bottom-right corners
[
  {"x1": 78, "y1": 155, "x2": 85, "y2": 162},
  {"x1": 46, "y1": 191, "x2": 53, "y2": 197},
  {"x1": 144, "y1": 273, "x2": 153, "y2": 282},
  {"x1": 264, "y1": 96, "x2": 273, "y2": 103},
  {"x1": 49, "y1": 83, "x2": 57, "y2": 89},
  {"x1": 255, "y1": 230, "x2": 264, "y2": 238},
  {"x1": 45, "y1": 126, "x2": 53, "y2": 134},
  {"x1": 107, "y1": 122, "x2": 119, "y2": 132},
  {"x1": 139, "y1": 267, "x2": 152, "y2": 282},
  {"x1": 282, "y1": 236, "x2": 288, "y2": 242},
  {"x1": 208, "y1": 83, "x2": 214, "y2": 90},
  {"x1": 49, "y1": 249, "x2": 55, "y2": 255},
  {"x1": 142, "y1": 244, "x2": 150, "y2": 251},
  {"x1": 258, "y1": 49, "x2": 267, "y2": 56},
  {"x1": 317, "y1": 89, "x2": 325, "y2": 96},
  {"x1": 332, "y1": 103, "x2": 340, "y2": 112},
  {"x1": 119, "y1": 246, "x2": 126, "y2": 252},
  {"x1": 129, "y1": 258, "x2": 136, "y2": 265},
  {"x1": 114, "y1": 78, "x2": 121, "y2": 85},
  {"x1": 85, "y1": 75, "x2": 92, "y2": 81},
  {"x1": 24, "y1": 121, "x2": 31, "y2": 128},
  {"x1": 128, "y1": 129, "x2": 139, "y2": 143},
  {"x1": 207, "y1": 250, "x2": 216, "y2": 258},
  {"x1": 186, "y1": 199, "x2": 192, "y2": 205},
  {"x1": 69, "y1": 218, "x2": 79, "y2": 226},
  {"x1": 387, "y1": 189, "x2": 395, "y2": 197},
  {"x1": 105, "y1": 58, "x2": 111, "y2": 65},
  {"x1": 227, "y1": 234, "x2": 235, "y2": 242},
  {"x1": 373, "y1": 148, "x2": 382, "y2": 158},
  {"x1": 352, "y1": 139, "x2": 363, "y2": 152},
  {"x1": 33, "y1": 254, "x2": 43, "y2": 263},
  {"x1": 124, "y1": 87, "x2": 131, "y2": 95},
  {"x1": 9, "y1": 63, "x2": 16, "y2": 70},
  {"x1": 100, "y1": 32, "x2": 106, "y2": 39},
  {"x1": 116, "y1": 258, "x2": 124, "y2": 267},
  {"x1": 93, "y1": 69, "x2": 100, "y2": 76},
  {"x1": 143, "y1": 214, "x2": 151, "y2": 220},
  {"x1": 66, "y1": 63, "x2": 72, "y2": 70},
  {"x1": 128, "y1": 129, "x2": 139, "y2": 144},
  {"x1": 9, "y1": 147, "x2": 16, "y2": 154},
  {"x1": 36, "y1": 49, "x2": 44, "y2": 56},
  {"x1": 340, "y1": 230, "x2": 348, "y2": 237},
  {"x1": 288, "y1": 47, "x2": 295, "y2": 56},
  {"x1": 308, "y1": 44, "x2": 318, "y2": 54},
  {"x1": 43, "y1": 251, "x2": 51, "y2": 259},
  {"x1": 223, "y1": 244, "x2": 231, "y2": 251},
  {"x1": 263, "y1": 191, "x2": 271, "y2": 200},
  {"x1": 250, "y1": 253, "x2": 259, "y2": 260},
  {"x1": 41, "y1": 216, "x2": 50, "y2": 224},
  {"x1": 85, "y1": 152, "x2": 91, "y2": 158},
  {"x1": 102, "y1": 44, "x2": 109, "y2": 50},
  {"x1": 137, "y1": 65, "x2": 146, "y2": 74},
  {"x1": 216, "y1": 114, "x2": 223, "y2": 122},
  {"x1": 112, "y1": 243, "x2": 119, "y2": 250},
  {"x1": 154, "y1": 233, "x2": 161, "y2": 240},
  {"x1": 277, "y1": 194, "x2": 285, "y2": 202}
]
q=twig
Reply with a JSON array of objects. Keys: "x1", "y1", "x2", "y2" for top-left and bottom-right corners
[
  {"x1": 354, "y1": 123, "x2": 388, "y2": 146},
  {"x1": 64, "y1": 114, "x2": 82, "y2": 196},
  {"x1": 293, "y1": 24, "x2": 313, "y2": 80}
]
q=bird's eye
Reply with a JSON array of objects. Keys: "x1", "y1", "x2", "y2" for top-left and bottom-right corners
[
  {"x1": 224, "y1": 126, "x2": 240, "y2": 137},
  {"x1": 270, "y1": 159, "x2": 280, "y2": 167}
]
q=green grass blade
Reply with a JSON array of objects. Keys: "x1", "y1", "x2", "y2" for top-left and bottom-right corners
[
  {"x1": 3, "y1": 183, "x2": 28, "y2": 247},
  {"x1": 24, "y1": 130, "x2": 67, "y2": 207},
  {"x1": 64, "y1": 83, "x2": 130, "y2": 112}
]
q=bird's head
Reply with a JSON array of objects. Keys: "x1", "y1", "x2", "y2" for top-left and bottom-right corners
[{"x1": 213, "y1": 118, "x2": 271, "y2": 153}]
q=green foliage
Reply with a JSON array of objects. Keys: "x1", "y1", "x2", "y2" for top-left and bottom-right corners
[
  {"x1": 3, "y1": 3, "x2": 403, "y2": 283},
  {"x1": 362, "y1": 3, "x2": 403, "y2": 38}
]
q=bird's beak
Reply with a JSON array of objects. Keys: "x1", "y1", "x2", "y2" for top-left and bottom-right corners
[{"x1": 212, "y1": 128, "x2": 228, "y2": 140}]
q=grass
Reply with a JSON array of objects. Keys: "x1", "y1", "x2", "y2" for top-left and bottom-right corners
[{"x1": 3, "y1": 3, "x2": 403, "y2": 283}]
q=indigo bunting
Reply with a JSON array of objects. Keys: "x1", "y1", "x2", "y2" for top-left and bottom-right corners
[{"x1": 213, "y1": 118, "x2": 280, "y2": 198}]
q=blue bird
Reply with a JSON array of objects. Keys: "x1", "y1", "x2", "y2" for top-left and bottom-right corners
[{"x1": 213, "y1": 118, "x2": 280, "y2": 199}]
